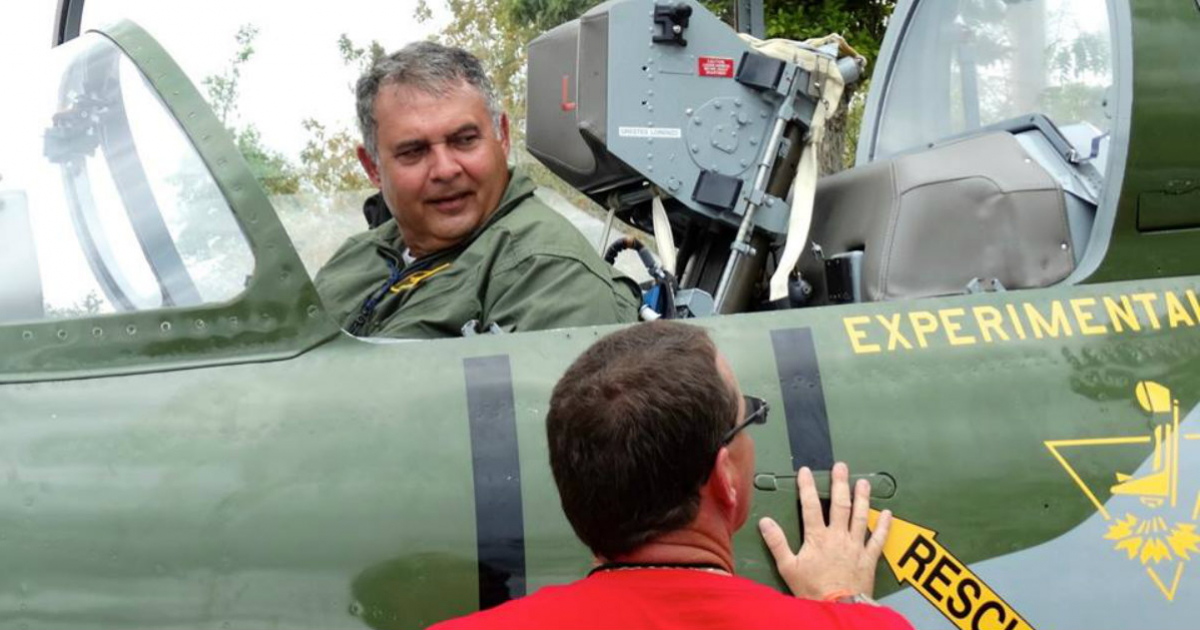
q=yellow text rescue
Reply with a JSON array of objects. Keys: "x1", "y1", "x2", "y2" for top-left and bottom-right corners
[
  {"x1": 843, "y1": 289, "x2": 1200, "y2": 355},
  {"x1": 896, "y1": 533, "x2": 1032, "y2": 630}
]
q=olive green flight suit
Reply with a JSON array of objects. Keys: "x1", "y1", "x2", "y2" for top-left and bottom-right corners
[{"x1": 314, "y1": 170, "x2": 642, "y2": 338}]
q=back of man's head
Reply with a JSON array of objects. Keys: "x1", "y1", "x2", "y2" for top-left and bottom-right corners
[
  {"x1": 355, "y1": 41, "x2": 501, "y2": 160},
  {"x1": 547, "y1": 321, "x2": 740, "y2": 560}
]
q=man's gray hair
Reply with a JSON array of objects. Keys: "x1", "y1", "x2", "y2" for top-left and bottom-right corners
[{"x1": 356, "y1": 41, "x2": 502, "y2": 161}]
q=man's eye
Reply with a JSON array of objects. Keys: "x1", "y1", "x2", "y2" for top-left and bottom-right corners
[
  {"x1": 450, "y1": 134, "x2": 481, "y2": 149},
  {"x1": 396, "y1": 146, "x2": 428, "y2": 162}
]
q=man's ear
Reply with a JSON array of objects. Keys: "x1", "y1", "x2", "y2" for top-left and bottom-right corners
[
  {"x1": 357, "y1": 145, "x2": 383, "y2": 188},
  {"x1": 498, "y1": 113, "x2": 511, "y2": 156},
  {"x1": 709, "y1": 447, "x2": 742, "y2": 513}
]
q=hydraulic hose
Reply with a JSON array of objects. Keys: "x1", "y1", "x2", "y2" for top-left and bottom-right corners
[{"x1": 604, "y1": 237, "x2": 677, "y2": 319}]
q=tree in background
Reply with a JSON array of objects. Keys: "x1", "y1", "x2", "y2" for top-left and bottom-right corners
[
  {"x1": 194, "y1": 26, "x2": 381, "y2": 277},
  {"x1": 295, "y1": 34, "x2": 384, "y2": 194},
  {"x1": 762, "y1": 0, "x2": 891, "y2": 69},
  {"x1": 299, "y1": 119, "x2": 371, "y2": 193},
  {"x1": 204, "y1": 27, "x2": 382, "y2": 197},
  {"x1": 203, "y1": 24, "x2": 302, "y2": 195},
  {"x1": 760, "y1": 0, "x2": 893, "y2": 172},
  {"x1": 44, "y1": 290, "x2": 105, "y2": 319}
]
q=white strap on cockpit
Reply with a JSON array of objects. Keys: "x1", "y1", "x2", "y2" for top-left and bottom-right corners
[
  {"x1": 651, "y1": 193, "x2": 677, "y2": 276},
  {"x1": 739, "y1": 34, "x2": 861, "y2": 302},
  {"x1": 598, "y1": 205, "x2": 617, "y2": 254},
  {"x1": 770, "y1": 145, "x2": 817, "y2": 301}
]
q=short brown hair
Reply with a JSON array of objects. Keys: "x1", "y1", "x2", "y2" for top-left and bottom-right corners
[{"x1": 546, "y1": 321, "x2": 739, "y2": 559}]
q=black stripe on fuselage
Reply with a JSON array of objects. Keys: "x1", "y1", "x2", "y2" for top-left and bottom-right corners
[
  {"x1": 463, "y1": 355, "x2": 527, "y2": 609},
  {"x1": 770, "y1": 328, "x2": 834, "y2": 471}
]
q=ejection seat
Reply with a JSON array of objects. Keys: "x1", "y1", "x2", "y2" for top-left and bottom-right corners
[{"x1": 797, "y1": 131, "x2": 1080, "y2": 304}]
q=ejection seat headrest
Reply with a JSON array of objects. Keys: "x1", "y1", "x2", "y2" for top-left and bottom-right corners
[{"x1": 800, "y1": 132, "x2": 1075, "y2": 302}]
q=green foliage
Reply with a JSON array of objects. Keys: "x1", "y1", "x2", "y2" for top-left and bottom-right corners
[
  {"x1": 766, "y1": 0, "x2": 892, "y2": 69},
  {"x1": 236, "y1": 126, "x2": 302, "y2": 195},
  {"x1": 299, "y1": 119, "x2": 371, "y2": 192},
  {"x1": 700, "y1": 0, "x2": 731, "y2": 21},
  {"x1": 203, "y1": 24, "x2": 259, "y2": 125},
  {"x1": 414, "y1": 0, "x2": 435, "y2": 23},
  {"x1": 289, "y1": 33, "x2": 384, "y2": 195},
  {"x1": 200, "y1": 26, "x2": 385, "y2": 196},
  {"x1": 337, "y1": 33, "x2": 386, "y2": 77},
  {"x1": 1039, "y1": 33, "x2": 1111, "y2": 129},
  {"x1": 202, "y1": 24, "x2": 303, "y2": 195},
  {"x1": 506, "y1": 0, "x2": 595, "y2": 32},
  {"x1": 44, "y1": 290, "x2": 105, "y2": 319},
  {"x1": 1048, "y1": 31, "x2": 1110, "y2": 84},
  {"x1": 760, "y1": 0, "x2": 896, "y2": 170}
]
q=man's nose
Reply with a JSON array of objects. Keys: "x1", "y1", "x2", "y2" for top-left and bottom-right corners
[{"x1": 428, "y1": 143, "x2": 463, "y2": 181}]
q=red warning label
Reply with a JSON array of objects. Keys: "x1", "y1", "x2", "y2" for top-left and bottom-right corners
[{"x1": 698, "y1": 56, "x2": 735, "y2": 78}]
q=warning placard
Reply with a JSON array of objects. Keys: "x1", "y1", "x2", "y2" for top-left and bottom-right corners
[
  {"x1": 869, "y1": 510, "x2": 1034, "y2": 630},
  {"x1": 698, "y1": 56, "x2": 735, "y2": 78}
]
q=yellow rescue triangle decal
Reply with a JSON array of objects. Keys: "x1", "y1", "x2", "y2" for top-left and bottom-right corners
[
  {"x1": 1046, "y1": 380, "x2": 1200, "y2": 602},
  {"x1": 868, "y1": 510, "x2": 1034, "y2": 630}
]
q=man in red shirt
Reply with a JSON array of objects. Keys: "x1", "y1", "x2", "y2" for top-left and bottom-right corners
[{"x1": 433, "y1": 321, "x2": 911, "y2": 629}]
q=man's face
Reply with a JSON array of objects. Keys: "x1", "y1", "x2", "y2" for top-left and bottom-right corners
[
  {"x1": 358, "y1": 80, "x2": 511, "y2": 258},
  {"x1": 716, "y1": 352, "x2": 756, "y2": 529}
]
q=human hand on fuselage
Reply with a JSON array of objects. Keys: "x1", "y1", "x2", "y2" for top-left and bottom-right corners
[{"x1": 758, "y1": 461, "x2": 892, "y2": 600}]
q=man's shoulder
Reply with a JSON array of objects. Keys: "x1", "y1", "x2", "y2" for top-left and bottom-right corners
[
  {"x1": 312, "y1": 220, "x2": 400, "y2": 313},
  {"x1": 487, "y1": 189, "x2": 602, "y2": 262}
]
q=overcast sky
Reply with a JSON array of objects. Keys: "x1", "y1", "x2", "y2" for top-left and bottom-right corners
[{"x1": 0, "y1": 1, "x2": 450, "y2": 159}]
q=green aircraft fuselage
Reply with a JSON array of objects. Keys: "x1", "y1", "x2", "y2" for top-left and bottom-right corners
[{"x1": 2, "y1": 1, "x2": 1199, "y2": 628}]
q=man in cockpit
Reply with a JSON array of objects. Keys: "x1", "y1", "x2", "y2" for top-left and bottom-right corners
[{"x1": 314, "y1": 41, "x2": 640, "y2": 338}]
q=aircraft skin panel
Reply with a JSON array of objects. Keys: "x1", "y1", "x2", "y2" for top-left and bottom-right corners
[
  {"x1": 4, "y1": 7, "x2": 1200, "y2": 630},
  {"x1": 5, "y1": 276, "x2": 1200, "y2": 627},
  {"x1": 1, "y1": 335, "x2": 483, "y2": 628}
]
